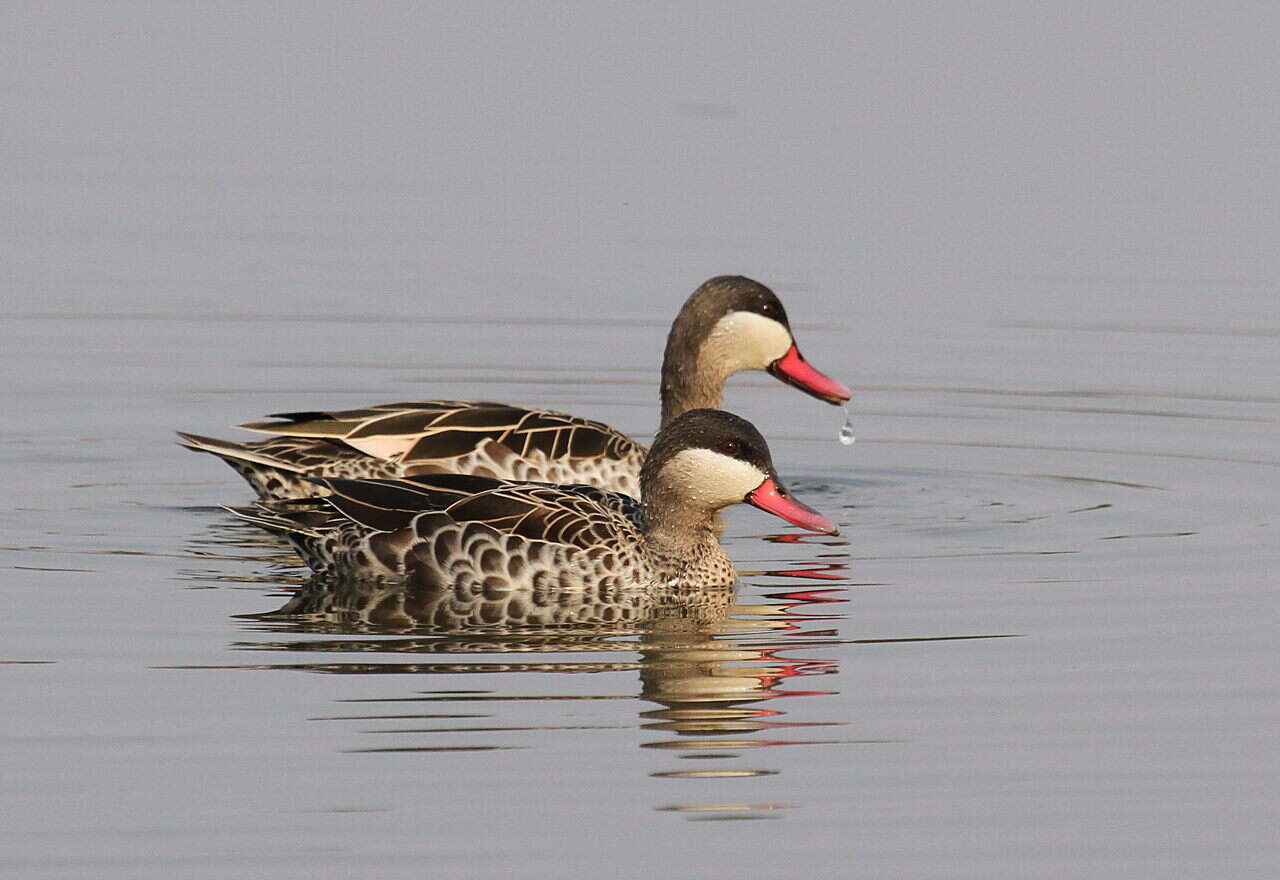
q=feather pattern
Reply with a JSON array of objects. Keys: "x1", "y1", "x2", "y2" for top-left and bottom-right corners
[{"x1": 179, "y1": 401, "x2": 645, "y2": 501}]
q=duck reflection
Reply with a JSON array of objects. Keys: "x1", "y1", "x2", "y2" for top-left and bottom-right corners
[{"x1": 231, "y1": 566, "x2": 853, "y2": 820}]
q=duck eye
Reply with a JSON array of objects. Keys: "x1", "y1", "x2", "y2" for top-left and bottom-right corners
[{"x1": 718, "y1": 439, "x2": 741, "y2": 457}]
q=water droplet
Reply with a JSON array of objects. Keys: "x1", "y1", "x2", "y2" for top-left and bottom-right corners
[{"x1": 838, "y1": 404, "x2": 855, "y2": 446}]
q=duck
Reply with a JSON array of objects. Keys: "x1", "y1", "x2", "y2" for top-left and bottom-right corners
[
  {"x1": 180, "y1": 275, "x2": 850, "y2": 501},
  {"x1": 230, "y1": 408, "x2": 838, "y2": 592}
]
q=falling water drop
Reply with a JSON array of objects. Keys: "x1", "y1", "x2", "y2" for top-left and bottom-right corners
[{"x1": 838, "y1": 404, "x2": 855, "y2": 446}]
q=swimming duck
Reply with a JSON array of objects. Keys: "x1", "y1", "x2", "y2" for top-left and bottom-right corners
[
  {"x1": 180, "y1": 276, "x2": 850, "y2": 500},
  {"x1": 230, "y1": 409, "x2": 838, "y2": 591}
]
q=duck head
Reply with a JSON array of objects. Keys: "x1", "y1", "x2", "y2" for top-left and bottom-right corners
[
  {"x1": 660, "y1": 276, "x2": 852, "y2": 425},
  {"x1": 641, "y1": 408, "x2": 839, "y2": 536}
]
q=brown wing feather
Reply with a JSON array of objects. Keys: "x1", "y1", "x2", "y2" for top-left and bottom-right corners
[
  {"x1": 317, "y1": 477, "x2": 458, "y2": 533},
  {"x1": 238, "y1": 400, "x2": 640, "y2": 468}
]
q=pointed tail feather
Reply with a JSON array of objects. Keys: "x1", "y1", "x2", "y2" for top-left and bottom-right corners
[
  {"x1": 223, "y1": 504, "x2": 328, "y2": 539},
  {"x1": 176, "y1": 431, "x2": 307, "y2": 473}
]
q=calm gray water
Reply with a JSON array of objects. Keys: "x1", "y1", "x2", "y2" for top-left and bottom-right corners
[{"x1": 4, "y1": 4, "x2": 1278, "y2": 878}]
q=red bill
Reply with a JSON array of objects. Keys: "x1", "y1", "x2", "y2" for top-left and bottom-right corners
[
  {"x1": 747, "y1": 476, "x2": 839, "y2": 536},
  {"x1": 766, "y1": 344, "x2": 852, "y2": 405}
]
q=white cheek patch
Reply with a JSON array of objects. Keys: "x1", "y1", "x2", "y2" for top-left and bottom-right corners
[
  {"x1": 661, "y1": 448, "x2": 766, "y2": 509},
  {"x1": 706, "y1": 311, "x2": 793, "y2": 373}
]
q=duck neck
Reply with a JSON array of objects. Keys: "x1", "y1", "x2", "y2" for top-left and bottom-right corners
[
  {"x1": 659, "y1": 343, "x2": 727, "y2": 428},
  {"x1": 640, "y1": 491, "x2": 735, "y2": 584}
]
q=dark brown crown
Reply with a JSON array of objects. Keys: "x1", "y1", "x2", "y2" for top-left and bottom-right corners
[
  {"x1": 641, "y1": 408, "x2": 775, "y2": 493},
  {"x1": 662, "y1": 276, "x2": 790, "y2": 371}
]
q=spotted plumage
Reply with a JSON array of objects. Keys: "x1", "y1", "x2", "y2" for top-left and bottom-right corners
[{"x1": 180, "y1": 276, "x2": 850, "y2": 500}]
